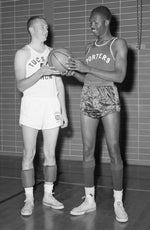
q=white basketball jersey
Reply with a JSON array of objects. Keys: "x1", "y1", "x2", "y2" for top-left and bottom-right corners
[{"x1": 23, "y1": 45, "x2": 58, "y2": 98}]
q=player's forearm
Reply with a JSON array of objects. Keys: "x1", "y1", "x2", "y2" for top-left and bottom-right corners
[
  {"x1": 88, "y1": 67, "x2": 125, "y2": 83},
  {"x1": 59, "y1": 97, "x2": 67, "y2": 116},
  {"x1": 17, "y1": 69, "x2": 43, "y2": 92},
  {"x1": 73, "y1": 72, "x2": 85, "y2": 83},
  {"x1": 57, "y1": 85, "x2": 67, "y2": 115}
]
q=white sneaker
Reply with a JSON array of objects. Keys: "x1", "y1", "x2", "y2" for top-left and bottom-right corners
[
  {"x1": 43, "y1": 193, "x2": 64, "y2": 210},
  {"x1": 70, "y1": 194, "x2": 96, "y2": 216},
  {"x1": 21, "y1": 199, "x2": 34, "y2": 216},
  {"x1": 114, "y1": 201, "x2": 128, "y2": 223}
]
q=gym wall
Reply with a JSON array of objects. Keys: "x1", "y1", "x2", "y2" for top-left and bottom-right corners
[{"x1": 0, "y1": 0, "x2": 150, "y2": 166}]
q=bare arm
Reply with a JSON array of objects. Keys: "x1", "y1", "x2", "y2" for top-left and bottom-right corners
[
  {"x1": 14, "y1": 47, "x2": 60, "y2": 92},
  {"x1": 55, "y1": 77, "x2": 68, "y2": 128},
  {"x1": 66, "y1": 39, "x2": 128, "y2": 83}
]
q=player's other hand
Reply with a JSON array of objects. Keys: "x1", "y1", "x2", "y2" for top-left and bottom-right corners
[
  {"x1": 61, "y1": 113, "x2": 68, "y2": 128},
  {"x1": 60, "y1": 70, "x2": 76, "y2": 77}
]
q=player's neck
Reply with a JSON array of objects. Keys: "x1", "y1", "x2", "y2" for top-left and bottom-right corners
[
  {"x1": 96, "y1": 35, "x2": 113, "y2": 45},
  {"x1": 96, "y1": 30, "x2": 113, "y2": 45},
  {"x1": 29, "y1": 41, "x2": 45, "y2": 53}
]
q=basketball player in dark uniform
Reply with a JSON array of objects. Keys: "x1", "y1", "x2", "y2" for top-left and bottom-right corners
[{"x1": 66, "y1": 6, "x2": 128, "y2": 222}]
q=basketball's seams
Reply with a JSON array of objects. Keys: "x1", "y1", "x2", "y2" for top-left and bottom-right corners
[
  {"x1": 47, "y1": 48, "x2": 72, "y2": 73},
  {"x1": 52, "y1": 51, "x2": 68, "y2": 69}
]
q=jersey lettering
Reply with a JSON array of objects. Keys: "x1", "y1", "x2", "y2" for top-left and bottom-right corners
[
  {"x1": 28, "y1": 56, "x2": 46, "y2": 67},
  {"x1": 41, "y1": 75, "x2": 52, "y2": 80},
  {"x1": 86, "y1": 52, "x2": 110, "y2": 64}
]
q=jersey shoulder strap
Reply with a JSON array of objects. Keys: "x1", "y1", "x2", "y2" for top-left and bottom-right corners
[
  {"x1": 85, "y1": 41, "x2": 95, "y2": 55},
  {"x1": 110, "y1": 37, "x2": 118, "y2": 60}
]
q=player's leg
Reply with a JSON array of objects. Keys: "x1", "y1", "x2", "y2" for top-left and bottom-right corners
[
  {"x1": 102, "y1": 112, "x2": 128, "y2": 222},
  {"x1": 42, "y1": 127, "x2": 64, "y2": 209},
  {"x1": 70, "y1": 114, "x2": 99, "y2": 215},
  {"x1": 21, "y1": 125, "x2": 38, "y2": 216},
  {"x1": 82, "y1": 114, "x2": 99, "y2": 192},
  {"x1": 102, "y1": 112, "x2": 122, "y2": 190}
]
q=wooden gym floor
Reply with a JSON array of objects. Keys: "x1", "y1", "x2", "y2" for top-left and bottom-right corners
[{"x1": 0, "y1": 162, "x2": 150, "y2": 230}]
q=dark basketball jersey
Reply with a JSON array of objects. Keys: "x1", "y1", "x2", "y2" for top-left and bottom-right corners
[{"x1": 84, "y1": 37, "x2": 117, "y2": 86}]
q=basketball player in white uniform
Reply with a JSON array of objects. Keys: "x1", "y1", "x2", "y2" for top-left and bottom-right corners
[{"x1": 14, "y1": 16, "x2": 68, "y2": 216}]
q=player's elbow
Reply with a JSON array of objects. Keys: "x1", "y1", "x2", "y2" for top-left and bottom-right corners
[
  {"x1": 118, "y1": 75, "x2": 125, "y2": 83},
  {"x1": 120, "y1": 71, "x2": 126, "y2": 83},
  {"x1": 116, "y1": 69, "x2": 126, "y2": 83},
  {"x1": 17, "y1": 86, "x2": 24, "y2": 93},
  {"x1": 16, "y1": 81, "x2": 24, "y2": 93}
]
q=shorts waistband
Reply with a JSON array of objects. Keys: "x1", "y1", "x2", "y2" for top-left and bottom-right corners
[
  {"x1": 84, "y1": 81, "x2": 114, "y2": 87},
  {"x1": 22, "y1": 95, "x2": 58, "y2": 100}
]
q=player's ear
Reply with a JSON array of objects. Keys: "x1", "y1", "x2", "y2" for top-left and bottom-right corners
[
  {"x1": 28, "y1": 26, "x2": 34, "y2": 35},
  {"x1": 105, "y1": 20, "x2": 110, "y2": 26}
]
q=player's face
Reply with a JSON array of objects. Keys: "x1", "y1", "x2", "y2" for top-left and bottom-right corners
[
  {"x1": 31, "y1": 19, "x2": 48, "y2": 42},
  {"x1": 89, "y1": 13, "x2": 108, "y2": 39}
]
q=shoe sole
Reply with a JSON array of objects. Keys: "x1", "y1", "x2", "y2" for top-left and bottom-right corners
[
  {"x1": 116, "y1": 216, "x2": 128, "y2": 223},
  {"x1": 43, "y1": 201, "x2": 64, "y2": 210},
  {"x1": 21, "y1": 210, "x2": 33, "y2": 216},
  {"x1": 70, "y1": 207, "x2": 96, "y2": 216}
]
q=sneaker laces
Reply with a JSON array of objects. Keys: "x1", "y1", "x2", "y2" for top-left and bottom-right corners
[
  {"x1": 45, "y1": 192, "x2": 62, "y2": 204},
  {"x1": 48, "y1": 192, "x2": 55, "y2": 196},
  {"x1": 115, "y1": 201, "x2": 126, "y2": 215},
  {"x1": 47, "y1": 192, "x2": 58, "y2": 200},
  {"x1": 24, "y1": 199, "x2": 33, "y2": 205},
  {"x1": 22, "y1": 199, "x2": 33, "y2": 213},
  {"x1": 77, "y1": 194, "x2": 93, "y2": 208}
]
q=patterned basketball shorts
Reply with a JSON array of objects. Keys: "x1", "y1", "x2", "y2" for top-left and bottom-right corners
[{"x1": 80, "y1": 84, "x2": 120, "y2": 119}]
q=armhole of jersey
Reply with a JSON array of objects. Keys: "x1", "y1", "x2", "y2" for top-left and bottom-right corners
[
  {"x1": 85, "y1": 42, "x2": 94, "y2": 55},
  {"x1": 25, "y1": 46, "x2": 32, "y2": 67},
  {"x1": 26, "y1": 44, "x2": 32, "y2": 51},
  {"x1": 110, "y1": 37, "x2": 118, "y2": 60},
  {"x1": 45, "y1": 45, "x2": 51, "y2": 57},
  {"x1": 46, "y1": 45, "x2": 51, "y2": 52}
]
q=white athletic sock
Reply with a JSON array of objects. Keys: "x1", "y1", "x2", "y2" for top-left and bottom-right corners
[
  {"x1": 85, "y1": 187, "x2": 95, "y2": 197},
  {"x1": 24, "y1": 187, "x2": 34, "y2": 201},
  {"x1": 113, "y1": 190, "x2": 123, "y2": 204},
  {"x1": 44, "y1": 182, "x2": 54, "y2": 194}
]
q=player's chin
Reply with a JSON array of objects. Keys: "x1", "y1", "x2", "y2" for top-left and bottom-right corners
[
  {"x1": 92, "y1": 31, "x2": 99, "y2": 37},
  {"x1": 43, "y1": 36, "x2": 47, "y2": 42}
]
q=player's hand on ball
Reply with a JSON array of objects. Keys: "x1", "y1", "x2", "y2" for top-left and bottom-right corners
[
  {"x1": 66, "y1": 58, "x2": 90, "y2": 73},
  {"x1": 49, "y1": 66, "x2": 61, "y2": 75},
  {"x1": 40, "y1": 65, "x2": 60, "y2": 76}
]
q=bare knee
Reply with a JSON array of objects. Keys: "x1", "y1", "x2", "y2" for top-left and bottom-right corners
[
  {"x1": 22, "y1": 149, "x2": 35, "y2": 169},
  {"x1": 83, "y1": 144, "x2": 95, "y2": 162},
  {"x1": 108, "y1": 142, "x2": 123, "y2": 168},
  {"x1": 43, "y1": 148, "x2": 56, "y2": 165}
]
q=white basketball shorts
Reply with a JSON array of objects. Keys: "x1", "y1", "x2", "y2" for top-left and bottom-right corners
[{"x1": 19, "y1": 96, "x2": 62, "y2": 130}]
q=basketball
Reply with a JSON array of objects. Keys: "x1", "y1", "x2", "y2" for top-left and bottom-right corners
[{"x1": 47, "y1": 48, "x2": 72, "y2": 73}]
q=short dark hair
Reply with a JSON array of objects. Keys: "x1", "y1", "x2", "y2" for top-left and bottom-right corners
[
  {"x1": 90, "y1": 6, "x2": 112, "y2": 21},
  {"x1": 27, "y1": 16, "x2": 45, "y2": 33}
]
